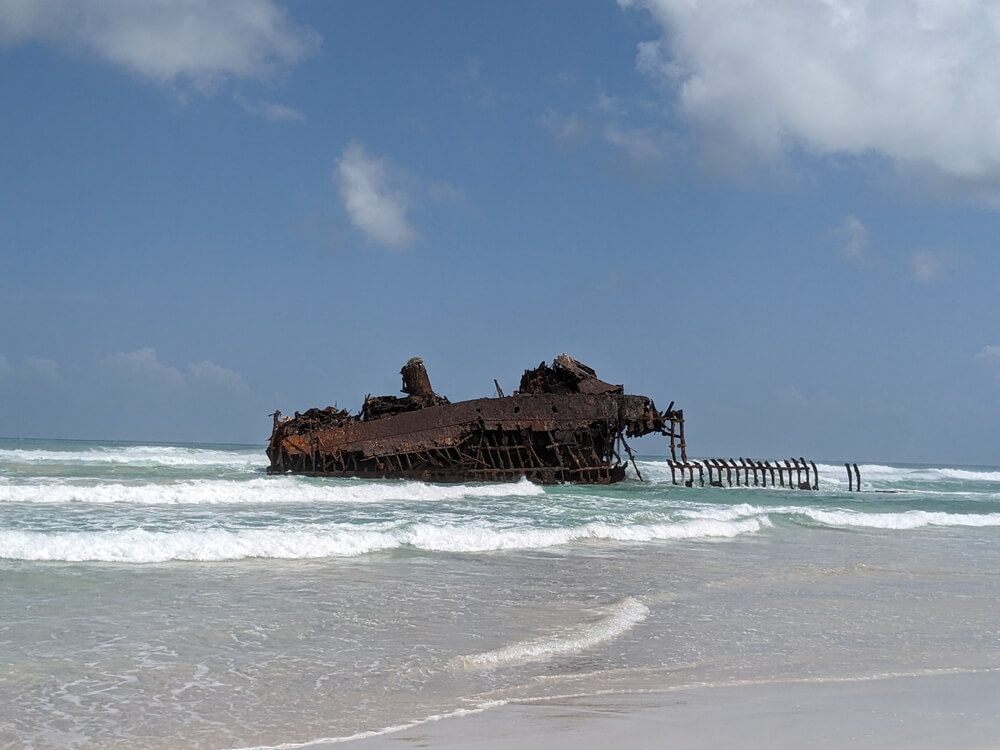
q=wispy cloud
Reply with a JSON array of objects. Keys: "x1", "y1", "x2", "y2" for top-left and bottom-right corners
[
  {"x1": 0, "y1": 354, "x2": 60, "y2": 380},
  {"x1": 621, "y1": 0, "x2": 1000, "y2": 204},
  {"x1": 541, "y1": 109, "x2": 593, "y2": 148},
  {"x1": 24, "y1": 356, "x2": 60, "y2": 382},
  {"x1": 976, "y1": 345, "x2": 1000, "y2": 363},
  {"x1": 334, "y1": 141, "x2": 418, "y2": 248},
  {"x1": 911, "y1": 250, "x2": 944, "y2": 282},
  {"x1": 976, "y1": 345, "x2": 1000, "y2": 381},
  {"x1": 601, "y1": 123, "x2": 667, "y2": 163},
  {"x1": 542, "y1": 81, "x2": 672, "y2": 183},
  {"x1": 831, "y1": 215, "x2": 870, "y2": 260},
  {"x1": 234, "y1": 93, "x2": 305, "y2": 121},
  {"x1": 0, "y1": 0, "x2": 321, "y2": 91},
  {"x1": 427, "y1": 180, "x2": 465, "y2": 205},
  {"x1": 447, "y1": 57, "x2": 497, "y2": 109}
]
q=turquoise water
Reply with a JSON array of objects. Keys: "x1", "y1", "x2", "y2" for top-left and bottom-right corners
[{"x1": 2, "y1": 439, "x2": 999, "y2": 747}]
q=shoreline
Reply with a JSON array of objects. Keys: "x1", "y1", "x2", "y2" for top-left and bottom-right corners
[{"x1": 329, "y1": 670, "x2": 1000, "y2": 750}]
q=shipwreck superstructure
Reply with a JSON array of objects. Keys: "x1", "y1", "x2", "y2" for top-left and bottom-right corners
[{"x1": 266, "y1": 355, "x2": 685, "y2": 484}]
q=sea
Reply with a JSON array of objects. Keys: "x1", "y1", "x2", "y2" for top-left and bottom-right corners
[{"x1": 2, "y1": 437, "x2": 999, "y2": 749}]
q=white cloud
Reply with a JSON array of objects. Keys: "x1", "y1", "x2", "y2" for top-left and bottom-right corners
[
  {"x1": 911, "y1": 250, "x2": 944, "y2": 281},
  {"x1": 335, "y1": 141, "x2": 418, "y2": 248},
  {"x1": 602, "y1": 123, "x2": 667, "y2": 163},
  {"x1": 187, "y1": 360, "x2": 250, "y2": 391},
  {"x1": 594, "y1": 81, "x2": 627, "y2": 117},
  {"x1": 621, "y1": 0, "x2": 1000, "y2": 202},
  {"x1": 0, "y1": 354, "x2": 11, "y2": 377},
  {"x1": 104, "y1": 347, "x2": 185, "y2": 385},
  {"x1": 235, "y1": 94, "x2": 305, "y2": 121},
  {"x1": 0, "y1": 0, "x2": 320, "y2": 90},
  {"x1": 542, "y1": 78, "x2": 673, "y2": 180},
  {"x1": 976, "y1": 345, "x2": 1000, "y2": 364},
  {"x1": 831, "y1": 214, "x2": 870, "y2": 259},
  {"x1": 103, "y1": 348, "x2": 248, "y2": 391}
]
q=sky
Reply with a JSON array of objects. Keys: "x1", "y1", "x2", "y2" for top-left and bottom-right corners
[{"x1": 2, "y1": 0, "x2": 999, "y2": 465}]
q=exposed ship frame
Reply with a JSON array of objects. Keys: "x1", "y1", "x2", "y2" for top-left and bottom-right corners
[{"x1": 267, "y1": 355, "x2": 686, "y2": 485}]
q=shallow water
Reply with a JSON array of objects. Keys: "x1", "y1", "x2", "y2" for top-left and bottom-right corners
[{"x1": 2, "y1": 439, "x2": 999, "y2": 748}]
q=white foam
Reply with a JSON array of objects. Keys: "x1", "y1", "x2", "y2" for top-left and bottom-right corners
[
  {"x1": 408, "y1": 515, "x2": 767, "y2": 553},
  {"x1": 803, "y1": 508, "x2": 1000, "y2": 530},
  {"x1": 0, "y1": 476, "x2": 545, "y2": 505},
  {"x1": 456, "y1": 597, "x2": 649, "y2": 669},
  {"x1": 0, "y1": 444, "x2": 263, "y2": 470},
  {"x1": 0, "y1": 514, "x2": 767, "y2": 563},
  {"x1": 817, "y1": 463, "x2": 1000, "y2": 485},
  {"x1": 0, "y1": 527, "x2": 394, "y2": 562}
]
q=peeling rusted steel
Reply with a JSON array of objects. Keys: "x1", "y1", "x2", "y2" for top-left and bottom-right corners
[{"x1": 267, "y1": 355, "x2": 682, "y2": 484}]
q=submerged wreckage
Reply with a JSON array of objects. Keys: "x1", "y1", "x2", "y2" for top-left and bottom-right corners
[{"x1": 267, "y1": 355, "x2": 685, "y2": 484}]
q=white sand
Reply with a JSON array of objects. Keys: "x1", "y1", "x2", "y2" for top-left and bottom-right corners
[{"x1": 342, "y1": 671, "x2": 1000, "y2": 749}]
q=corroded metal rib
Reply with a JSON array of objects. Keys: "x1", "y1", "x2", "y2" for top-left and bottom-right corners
[{"x1": 267, "y1": 355, "x2": 676, "y2": 485}]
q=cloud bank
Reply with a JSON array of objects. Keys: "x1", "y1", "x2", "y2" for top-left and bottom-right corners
[
  {"x1": 621, "y1": 0, "x2": 1000, "y2": 202},
  {"x1": 0, "y1": 0, "x2": 320, "y2": 89},
  {"x1": 103, "y1": 348, "x2": 248, "y2": 391}
]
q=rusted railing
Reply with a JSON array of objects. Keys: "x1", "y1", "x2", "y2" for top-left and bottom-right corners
[
  {"x1": 845, "y1": 462, "x2": 862, "y2": 491},
  {"x1": 667, "y1": 457, "x2": 819, "y2": 489}
]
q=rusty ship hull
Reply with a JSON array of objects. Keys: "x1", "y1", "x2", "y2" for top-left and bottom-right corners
[{"x1": 267, "y1": 356, "x2": 683, "y2": 484}]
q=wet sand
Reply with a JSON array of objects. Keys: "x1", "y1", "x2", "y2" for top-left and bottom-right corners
[{"x1": 344, "y1": 670, "x2": 1000, "y2": 749}]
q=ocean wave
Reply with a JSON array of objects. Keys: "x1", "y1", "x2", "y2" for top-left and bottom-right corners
[
  {"x1": 814, "y1": 463, "x2": 1000, "y2": 485},
  {"x1": 408, "y1": 516, "x2": 768, "y2": 551},
  {"x1": 455, "y1": 597, "x2": 648, "y2": 669},
  {"x1": 0, "y1": 515, "x2": 767, "y2": 562},
  {"x1": 0, "y1": 527, "x2": 391, "y2": 562},
  {"x1": 801, "y1": 508, "x2": 1000, "y2": 530},
  {"x1": 0, "y1": 444, "x2": 264, "y2": 470},
  {"x1": 0, "y1": 476, "x2": 545, "y2": 505}
]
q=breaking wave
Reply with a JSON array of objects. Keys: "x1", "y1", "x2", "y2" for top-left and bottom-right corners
[
  {"x1": 0, "y1": 444, "x2": 264, "y2": 470},
  {"x1": 0, "y1": 476, "x2": 545, "y2": 505},
  {"x1": 0, "y1": 515, "x2": 767, "y2": 563},
  {"x1": 800, "y1": 508, "x2": 1000, "y2": 530},
  {"x1": 456, "y1": 597, "x2": 649, "y2": 668}
]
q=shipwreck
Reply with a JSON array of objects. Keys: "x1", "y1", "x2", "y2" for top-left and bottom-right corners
[{"x1": 266, "y1": 355, "x2": 686, "y2": 484}]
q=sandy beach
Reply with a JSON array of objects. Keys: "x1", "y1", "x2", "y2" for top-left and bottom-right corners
[{"x1": 346, "y1": 671, "x2": 1000, "y2": 750}]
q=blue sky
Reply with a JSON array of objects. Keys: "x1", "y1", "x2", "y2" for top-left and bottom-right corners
[{"x1": 2, "y1": 0, "x2": 999, "y2": 464}]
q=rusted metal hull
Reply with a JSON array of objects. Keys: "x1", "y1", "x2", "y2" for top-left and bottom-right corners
[
  {"x1": 268, "y1": 393, "x2": 663, "y2": 484},
  {"x1": 267, "y1": 356, "x2": 677, "y2": 484}
]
